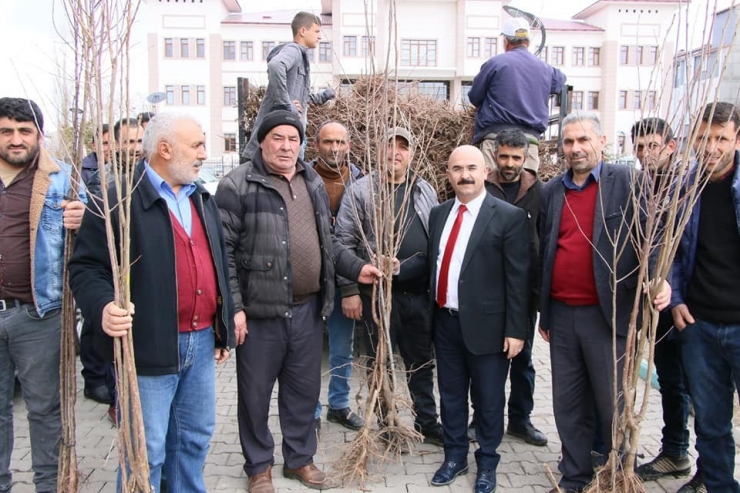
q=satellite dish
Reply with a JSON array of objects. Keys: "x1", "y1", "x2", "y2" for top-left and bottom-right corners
[
  {"x1": 502, "y1": 6, "x2": 547, "y2": 57},
  {"x1": 147, "y1": 92, "x2": 168, "y2": 104}
]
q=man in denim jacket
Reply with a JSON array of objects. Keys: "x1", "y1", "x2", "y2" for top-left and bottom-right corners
[{"x1": 0, "y1": 97, "x2": 85, "y2": 493}]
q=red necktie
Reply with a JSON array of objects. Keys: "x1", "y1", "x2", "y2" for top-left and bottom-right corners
[{"x1": 437, "y1": 204, "x2": 467, "y2": 308}]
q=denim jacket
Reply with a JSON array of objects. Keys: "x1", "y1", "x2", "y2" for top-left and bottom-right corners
[{"x1": 31, "y1": 151, "x2": 86, "y2": 316}]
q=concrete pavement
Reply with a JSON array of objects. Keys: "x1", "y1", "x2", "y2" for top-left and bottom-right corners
[{"x1": 7, "y1": 335, "x2": 728, "y2": 492}]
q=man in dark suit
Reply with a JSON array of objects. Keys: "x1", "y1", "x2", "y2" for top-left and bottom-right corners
[
  {"x1": 539, "y1": 111, "x2": 671, "y2": 493},
  {"x1": 429, "y1": 145, "x2": 530, "y2": 493}
]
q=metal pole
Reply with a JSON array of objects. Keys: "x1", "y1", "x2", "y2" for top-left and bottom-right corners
[{"x1": 237, "y1": 77, "x2": 250, "y2": 157}]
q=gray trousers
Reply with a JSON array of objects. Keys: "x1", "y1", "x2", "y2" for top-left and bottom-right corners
[
  {"x1": 236, "y1": 295, "x2": 323, "y2": 476},
  {"x1": 549, "y1": 300, "x2": 625, "y2": 491},
  {"x1": 0, "y1": 302, "x2": 61, "y2": 493}
]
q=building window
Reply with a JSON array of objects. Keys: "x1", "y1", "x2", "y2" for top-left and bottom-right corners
[
  {"x1": 635, "y1": 45, "x2": 644, "y2": 65},
  {"x1": 620, "y1": 45, "x2": 629, "y2": 65},
  {"x1": 362, "y1": 36, "x2": 375, "y2": 57},
  {"x1": 552, "y1": 46, "x2": 565, "y2": 66},
  {"x1": 164, "y1": 38, "x2": 173, "y2": 58},
  {"x1": 180, "y1": 38, "x2": 189, "y2": 58},
  {"x1": 223, "y1": 41, "x2": 235, "y2": 60},
  {"x1": 196, "y1": 38, "x2": 205, "y2": 58},
  {"x1": 262, "y1": 41, "x2": 276, "y2": 61},
  {"x1": 483, "y1": 37, "x2": 497, "y2": 58},
  {"x1": 417, "y1": 81, "x2": 449, "y2": 100},
  {"x1": 633, "y1": 90, "x2": 642, "y2": 109},
  {"x1": 461, "y1": 82, "x2": 473, "y2": 106},
  {"x1": 240, "y1": 41, "x2": 253, "y2": 61},
  {"x1": 224, "y1": 133, "x2": 237, "y2": 153},
  {"x1": 674, "y1": 59, "x2": 687, "y2": 87},
  {"x1": 181, "y1": 85, "x2": 190, "y2": 105},
  {"x1": 166, "y1": 85, "x2": 174, "y2": 105},
  {"x1": 306, "y1": 48, "x2": 315, "y2": 62},
  {"x1": 197, "y1": 85, "x2": 205, "y2": 105},
  {"x1": 572, "y1": 91, "x2": 583, "y2": 109},
  {"x1": 619, "y1": 90, "x2": 628, "y2": 109},
  {"x1": 647, "y1": 91, "x2": 657, "y2": 109},
  {"x1": 647, "y1": 45, "x2": 658, "y2": 65},
  {"x1": 319, "y1": 42, "x2": 332, "y2": 62},
  {"x1": 224, "y1": 86, "x2": 236, "y2": 107},
  {"x1": 588, "y1": 47, "x2": 600, "y2": 66},
  {"x1": 538, "y1": 47, "x2": 548, "y2": 62},
  {"x1": 467, "y1": 37, "x2": 480, "y2": 58},
  {"x1": 401, "y1": 39, "x2": 437, "y2": 67},
  {"x1": 588, "y1": 91, "x2": 599, "y2": 110},
  {"x1": 572, "y1": 47, "x2": 585, "y2": 66},
  {"x1": 343, "y1": 36, "x2": 357, "y2": 56}
]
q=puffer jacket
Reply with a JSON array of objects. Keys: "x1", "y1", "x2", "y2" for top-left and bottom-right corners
[
  {"x1": 216, "y1": 151, "x2": 366, "y2": 319},
  {"x1": 334, "y1": 173, "x2": 439, "y2": 295},
  {"x1": 244, "y1": 42, "x2": 333, "y2": 159}
]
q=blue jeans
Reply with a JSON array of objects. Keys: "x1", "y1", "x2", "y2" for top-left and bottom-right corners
[
  {"x1": 122, "y1": 328, "x2": 216, "y2": 493},
  {"x1": 680, "y1": 318, "x2": 740, "y2": 493},
  {"x1": 0, "y1": 302, "x2": 61, "y2": 493},
  {"x1": 315, "y1": 292, "x2": 355, "y2": 418}
]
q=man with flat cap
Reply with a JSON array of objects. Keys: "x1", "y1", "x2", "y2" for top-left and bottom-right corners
[{"x1": 216, "y1": 110, "x2": 382, "y2": 493}]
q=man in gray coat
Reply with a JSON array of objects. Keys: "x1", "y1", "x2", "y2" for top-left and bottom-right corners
[{"x1": 244, "y1": 11, "x2": 334, "y2": 160}]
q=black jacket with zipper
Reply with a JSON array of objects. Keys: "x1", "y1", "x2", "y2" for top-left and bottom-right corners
[{"x1": 69, "y1": 160, "x2": 235, "y2": 376}]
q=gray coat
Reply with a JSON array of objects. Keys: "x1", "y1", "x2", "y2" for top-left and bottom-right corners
[
  {"x1": 216, "y1": 151, "x2": 366, "y2": 319},
  {"x1": 244, "y1": 42, "x2": 333, "y2": 159},
  {"x1": 334, "y1": 173, "x2": 439, "y2": 295}
]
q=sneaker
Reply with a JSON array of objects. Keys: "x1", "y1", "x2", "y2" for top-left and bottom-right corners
[
  {"x1": 326, "y1": 407, "x2": 364, "y2": 430},
  {"x1": 676, "y1": 469, "x2": 706, "y2": 493},
  {"x1": 636, "y1": 452, "x2": 691, "y2": 481}
]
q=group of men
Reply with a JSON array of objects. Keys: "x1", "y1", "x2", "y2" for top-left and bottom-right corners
[{"x1": 3, "y1": 10, "x2": 740, "y2": 493}]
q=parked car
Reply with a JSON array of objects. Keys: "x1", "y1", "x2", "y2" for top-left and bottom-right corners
[{"x1": 197, "y1": 167, "x2": 220, "y2": 195}]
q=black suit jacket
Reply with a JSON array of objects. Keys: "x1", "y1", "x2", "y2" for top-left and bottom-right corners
[
  {"x1": 539, "y1": 162, "x2": 645, "y2": 337},
  {"x1": 428, "y1": 192, "x2": 530, "y2": 355}
]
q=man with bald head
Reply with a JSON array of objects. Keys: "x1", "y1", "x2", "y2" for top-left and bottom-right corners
[{"x1": 428, "y1": 145, "x2": 530, "y2": 492}]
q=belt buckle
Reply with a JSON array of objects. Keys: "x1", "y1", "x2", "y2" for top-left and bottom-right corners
[{"x1": 0, "y1": 300, "x2": 6, "y2": 311}]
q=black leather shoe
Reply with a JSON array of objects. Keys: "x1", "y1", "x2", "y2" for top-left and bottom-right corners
[
  {"x1": 475, "y1": 469, "x2": 496, "y2": 493},
  {"x1": 326, "y1": 407, "x2": 364, "y2": 430},
  {"x1": 84, "y1": 385, "x2": 113, "y2": 405},
  {"x1": 431, "y1": 460, "x2": 468, "y2": 486},
  {"x1": 417, "y1": 422, "x2": 444, "y2": 447},
  {"x1": 507, "y1": 422, "x2": 547, "y2": 446}
]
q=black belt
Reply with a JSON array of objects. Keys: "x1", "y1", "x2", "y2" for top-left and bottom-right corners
[
  {"x1": 438, "y1": 306, "x2": 459, "y2": 316},
  {"x1": 0, "y1": 299, "x2": 26, "y2": 311}
]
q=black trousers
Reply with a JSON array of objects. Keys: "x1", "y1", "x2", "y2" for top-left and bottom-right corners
[
  {"x1": 236, "y1": 295, "x2": 323, "y2": 476},
  {"x1": 549, "y1": 300, "x2": 626, "y2": 491},
  {"x1": 79, "y1": 317, "x2": 114, "y2": 396},
  {"x1": 434, "y1": 308, "x2": 509, "y2": 470},
  {"x1": 360, "y1": 291, "x2": 438, "y2": 430}
]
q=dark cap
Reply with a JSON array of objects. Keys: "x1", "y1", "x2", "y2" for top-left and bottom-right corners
[{"x1": 257, "y1": 110, "x2": 305, "y2": 143}]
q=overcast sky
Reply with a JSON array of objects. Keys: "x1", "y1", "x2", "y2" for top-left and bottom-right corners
[{"x1": 0, "y1": 0, "x2": 642, "y2": 132}]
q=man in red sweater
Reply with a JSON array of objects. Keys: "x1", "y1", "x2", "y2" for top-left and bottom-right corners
[{"x1": 538, "y1": 111, "x2": 670, "y2": 492}]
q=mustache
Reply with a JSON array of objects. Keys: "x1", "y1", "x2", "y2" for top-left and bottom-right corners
[
  {"x1": 457, "y1": 179, "x2": 475, "y2": 185},
  {"x1": 193, "y1": 161, "x2": 203, "y2": 168}
]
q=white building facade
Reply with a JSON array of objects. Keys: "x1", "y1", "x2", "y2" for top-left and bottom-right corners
[{"x1": 144, "y1": 0, "x2": 681, "y2": 158}]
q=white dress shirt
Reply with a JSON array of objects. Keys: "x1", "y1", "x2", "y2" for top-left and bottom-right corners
[{"x1": 435, "y1": 190, "x2": 487, "y2": 310}]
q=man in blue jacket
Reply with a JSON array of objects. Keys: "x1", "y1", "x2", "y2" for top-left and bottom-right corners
[
  {"x1": 469, "y1": 17, "x2": 566, "y2": 173},
  {"x1": 671, "y1": 101, "x2": 740, "y2": 493},
  {"x1": 0, "y1": 97, "x2": 85, "y2": 493}
]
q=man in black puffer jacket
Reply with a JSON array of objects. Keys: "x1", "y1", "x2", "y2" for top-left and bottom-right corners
[{"x1": 216, "y1": 110, "x2": 381, "y2": 493}]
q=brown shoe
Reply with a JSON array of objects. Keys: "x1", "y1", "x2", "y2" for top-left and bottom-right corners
[
  {"x1": 249, "y1": 465, "x2": 274, "y2": 493},
  {"x1": 283, "y1": 462, "x2": 329, "y2": 490}
]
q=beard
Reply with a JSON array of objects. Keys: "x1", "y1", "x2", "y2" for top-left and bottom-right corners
[{"x1": 0, "y1": 141, "x2": 40, "y2": 167}]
